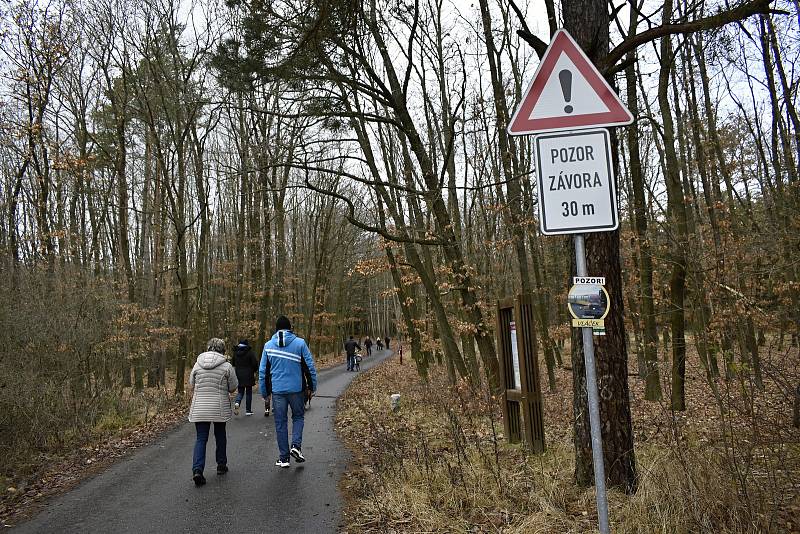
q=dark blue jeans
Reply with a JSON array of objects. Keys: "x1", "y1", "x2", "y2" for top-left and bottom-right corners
[
  {"x1": 347, "y1": 353, "x2": 355, "y2": 370},
  {"x1": 192, "y1": 422, "x2": 227, "y2": 472},
  {"x1": 235, "y1": 385, "x2": 253, "y2": 412},
  {"x1": 272, "y1": 392, "x2": 305, "y2": 461}
]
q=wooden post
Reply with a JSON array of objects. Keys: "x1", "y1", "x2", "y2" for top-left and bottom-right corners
[{"x1": 496, "y1": 294, "x2": 546, "y2": 452}]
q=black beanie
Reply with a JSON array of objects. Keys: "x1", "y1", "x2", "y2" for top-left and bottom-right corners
[{"x1": 276, "y1": 316, "x2": 291, "y2": 331}]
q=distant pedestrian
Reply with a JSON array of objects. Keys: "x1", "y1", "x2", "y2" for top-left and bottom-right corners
[
  {"x1": 260, "y1": 316, "x2": 317, "y2": 468},
  {"x1": 232, "y1": 339, "x2": 258, "y2": 416},
  {"x1": 376, "y1": 337, "x2": 383, "y2": 351},
  {"x1": 384, "y1": 336, "x2": 390, "y2": 350},
  {"x1": 188, "y1": 338, "x2": 238, "y2": 486},
  {"x1": 344, "y1": 335, "x2": 361, "y2": 371},
  {"x1": 364, "y1": 336, "x2": 373, "y2": 357}
]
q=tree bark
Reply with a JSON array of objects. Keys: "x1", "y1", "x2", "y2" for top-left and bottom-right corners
[
  {"x1": 562, "y1": 0, "x2": 637, "y2": 492},
  {"x1": 656, "y1": 0, "x2": 688, "y2": 411},
  {"x1": 625, "y1": 4, "x2": 661, "y2": 401}
]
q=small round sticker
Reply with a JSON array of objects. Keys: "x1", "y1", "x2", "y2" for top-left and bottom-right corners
[{"x1": 568, "y1": 283, "x2": 610, "y2": 320}]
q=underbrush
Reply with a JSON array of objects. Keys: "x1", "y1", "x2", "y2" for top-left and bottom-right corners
[
  {"x1": 0, "y1": 378, "x2": 182, "y2": 477},
  {"x1": 336, "y1": 348, "x2": 800, "y2": 533},
  {"x1": 0, "y1": 267, "x2": 189, "y2": 522},
  {"x1": 0, "y1": 382, "x2": 186, "y2": 524}
]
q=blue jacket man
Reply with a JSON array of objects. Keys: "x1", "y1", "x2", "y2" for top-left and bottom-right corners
[{"x1": 259, "y1": 316, "x2": 317, "y2": 467}]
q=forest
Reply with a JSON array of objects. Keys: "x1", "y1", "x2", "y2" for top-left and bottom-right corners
[{"x1": 0, "y1": 0, "x2": 798, "y2": 530}]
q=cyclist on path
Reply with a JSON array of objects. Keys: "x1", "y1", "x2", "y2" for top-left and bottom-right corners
[{"x1": 344, "y1": 336, "x2": 361, "y2": 372}]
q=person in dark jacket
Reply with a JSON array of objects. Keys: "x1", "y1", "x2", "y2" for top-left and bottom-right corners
[
  {"x1": 344, "y1": 336, "x2": 361, "y2": 371},
  {"x1": 364, "y1": 336, "x2": 373, "y2": 357},
  {"x1": 232, "y1": 339, "x2": 258, "y2": 416},
  {"x1": 384, "y1": 336, "x2": 390, "y2": 350},
  {"x1": 260, "y1": 316, "x2": 317, "y2": 467}
]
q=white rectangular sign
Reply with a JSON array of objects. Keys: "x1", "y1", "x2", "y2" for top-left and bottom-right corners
[
  {"x1": 573, "y1": 276, "x2": 606, "y2": 285},
  {"x1": 535, "y1": 129, "x2": 619, "y2": 235},
  {"x1": 510, "y1": 321, "x2": 521, "y2": 391}
]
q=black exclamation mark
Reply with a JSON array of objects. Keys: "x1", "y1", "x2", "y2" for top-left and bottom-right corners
[{"x1": 559, "y1": 69, "x2": 573, "y2": 113}]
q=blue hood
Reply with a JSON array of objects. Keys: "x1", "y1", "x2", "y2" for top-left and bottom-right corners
[{"x1": 271, "y1": 329, "x2": 297, "y2": 348}]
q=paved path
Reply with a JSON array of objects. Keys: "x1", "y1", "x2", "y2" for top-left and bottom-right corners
[{"x1": 12, "y1": 349, "x2": 393, "y2": 534}]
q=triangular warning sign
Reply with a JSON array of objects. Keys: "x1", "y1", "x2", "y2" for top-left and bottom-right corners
[{"x1": 508, "y1": 29, "x2": 633, "y2": 135}]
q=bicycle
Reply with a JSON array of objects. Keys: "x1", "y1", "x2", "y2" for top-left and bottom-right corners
[{"x1": 353, "y1": 354, "x2": 363, "y2": 372}]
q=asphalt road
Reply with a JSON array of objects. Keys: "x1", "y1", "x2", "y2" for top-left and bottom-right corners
[{"x1": 12, "y1": 349, "x2": 393, "y2": 534}]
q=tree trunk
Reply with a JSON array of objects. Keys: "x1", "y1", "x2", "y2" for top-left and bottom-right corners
[
  {"x1": 562, "y1": 0, "x2": 637, "y2": 493},
  {"x1": 625, "y1": 7, "x2": 661, "y2": 401},
  {"x1": 657, "y1": 0, "x2": 688, "y2": 411},
  {"x1": 366, "y1": 17, "x2": 501, "y2": 390},
  {"x1": 476, "y1": 0, "x2": 532, "y2": 293}
]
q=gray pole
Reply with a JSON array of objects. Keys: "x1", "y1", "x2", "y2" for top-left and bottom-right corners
[{"x1": 573, "y1": 233, "x2": 611, "y2": 534}]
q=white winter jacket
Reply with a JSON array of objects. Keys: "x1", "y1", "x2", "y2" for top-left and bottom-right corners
[{"x1": 188, "y1": 351, "x2": 238, "y2": 422}]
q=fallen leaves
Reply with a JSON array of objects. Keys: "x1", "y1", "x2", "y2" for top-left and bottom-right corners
[{"x1": 0, "y1": 400, "x2": 188, "y2": 527}]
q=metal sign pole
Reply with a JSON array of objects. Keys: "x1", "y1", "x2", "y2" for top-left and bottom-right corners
[{"x1": 574, "y1": 233, "x2": 610, "y2": 534}]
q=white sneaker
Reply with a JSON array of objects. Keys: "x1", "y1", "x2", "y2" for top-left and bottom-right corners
[
  {"x1": 234, "y1": 402, "x2": 240, "y2": 415},
  {"x1": 290, "y1": 446, "x2": 305, "y2": 463},
  {"x1": 275, "y1": 459, "x2": 290, "y2": 468},
  {"x1": 245, "y1": 412, "x2": 253, "y2": 416}
]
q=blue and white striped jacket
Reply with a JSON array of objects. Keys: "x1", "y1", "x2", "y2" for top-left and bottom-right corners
[{"x1": 259, "y1": 330, "x2": 317, "y2": 396}]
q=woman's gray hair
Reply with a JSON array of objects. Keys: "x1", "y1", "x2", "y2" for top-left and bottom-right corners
[{"x1": 207, "y1": 337, "x2": 226, "y2": 354}]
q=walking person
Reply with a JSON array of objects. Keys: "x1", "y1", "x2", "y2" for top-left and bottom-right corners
[
  {"x1": 188, "y1": 338, "x2": 238, "y2": 486},
  {"x1": 260, "y1": 316, "x2": 317, "y2": 468},
  {"x1": 376, "y1": 337, "x2": 383, "y2": 351},
  {"x1": 364, "y1": 336, "x2": 373, "y2": 357},
  {"x1": 384, "y1": 336, "x2": 390, "y2": 350},
  {"x1": 232, "y1": 339, "x2": 258, "y2": 416},
  {"x1": 344, "y1": 335, "x2": 361, "y2": 371}
]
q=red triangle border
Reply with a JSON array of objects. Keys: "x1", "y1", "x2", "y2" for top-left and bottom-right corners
[{"x1": 508, "y1": 30, "x2": 633, "y2": 135}]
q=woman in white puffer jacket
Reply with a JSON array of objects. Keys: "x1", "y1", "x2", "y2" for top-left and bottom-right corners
[{"x1": 188, "y1": 338, "x2": 238, "y2": 486}]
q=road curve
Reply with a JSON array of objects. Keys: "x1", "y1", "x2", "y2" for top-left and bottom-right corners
[{"x1": 11, "y1": 349, "x2": 394, "y2": 534}]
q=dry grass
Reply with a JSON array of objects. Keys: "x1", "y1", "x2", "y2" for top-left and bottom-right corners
[
  {"x1": 336, "y1": 342, "x2": 800, "y2": 533},
  {"x1": 0, "y1": 387, "x2": 188, "y2": 525}
]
